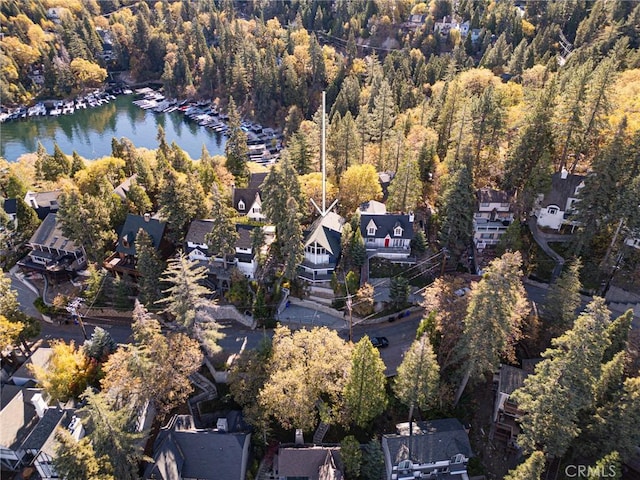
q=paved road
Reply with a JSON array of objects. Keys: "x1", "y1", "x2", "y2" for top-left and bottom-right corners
[{"x1": 6, "y1": 272, "x2": 42, "y2": 320}]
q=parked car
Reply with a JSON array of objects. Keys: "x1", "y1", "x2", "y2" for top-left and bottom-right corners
[{"x1": 370, "y1": 336, "x2": 389, "y2": 348}]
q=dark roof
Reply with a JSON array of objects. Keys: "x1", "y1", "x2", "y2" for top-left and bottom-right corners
[
  {"x1": 383, "y1": 419, "x2": 472, "y2": 465},
  {"x1": 477, "y1": 188, "x2": 510, "y2": 205},
  {"x1": 360, "y1": 214, "x2": 414, "y2": 240},
  {"x1": 232, "y1": 188, "x2": 260, "y2": 212},
  {"x1": 3, "y1": 198, "x2": 17, "y2": 215},
  {"x1": 0, "y1": 386, "x2": 39, "y2": 450},
  {"x1": 248, "y1": 172, "x2": 268, "y2": 190},
  {"x1": 498, "y1": 365, "x2": 529, "y2": 395},
  {"x1": 236, "y1": 224, "x2": 256, "y2": 250},
  {"x1": 29, "y1": 214, "x2": 82, "y2": 254},
  {"x1": 185, "y1": 220, "x2": 215, "y2": 245},
  {"x1": 277, "y1": 446, "x2": 343, "y2": 480},
  {"x1": 116, "y1": 214, "x2": 166, "y2": 256},
  {"x1": 146, "y1": 415, "x2": 250, "y2": 480},
  {"x1": 20, "y1": 408, "x2": 68, "y2": 452},
  {"x1": 541, "y1": 171, "x2": 585, "y2": 208},
  {"x1": 304, "y1": 212, "x2": 344, "y2": 256}
]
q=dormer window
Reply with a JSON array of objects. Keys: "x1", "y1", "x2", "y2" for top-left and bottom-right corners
[
  {"x1": 366, "y1": 219, "x2": 378, "y2": 237},
  {"x1": 394, "y1": 226, "x2": 403, "y2": 237},
  {"x1": 238, "y1": 200, "x2": 245, "y2": 211}
]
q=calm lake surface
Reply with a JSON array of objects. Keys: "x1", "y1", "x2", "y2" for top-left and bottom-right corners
[{"x1": 1, "y1": 95, "x2": 226, "y2": 162}]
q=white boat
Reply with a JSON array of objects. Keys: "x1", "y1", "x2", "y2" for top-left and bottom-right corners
[
  {"x1": 50, "y1": 108, "x2": 62, "y2": 116},
  {"x1": 123, "y1": 88, "x2": 133, "y2": 95}
]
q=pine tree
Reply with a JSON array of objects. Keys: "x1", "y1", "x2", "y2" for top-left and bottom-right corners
[
  {"x1": 394, "y1": 335, "x2": 440, "y2": 413},
  {"x1": 504, "y1": 451, "x2": 545, "y2": 480},
  {"x1": 438, "y1": 164, "x2": 474, "y2": 263},
  {"x1": 367, "y1": 79, "x2": 396, "y2": 169},
  {"x1": 386, "y1": 158, "x2": 422, "y2": 213},
  {"x1": 158, "y1": 169, "x2": 208, "y2": 244},
  {"x1": 83, "y1": 327, "x2": 116, "y2": 362},
  {"x1": 135, "y1": 229, "x2": 164, "y2": 305},
  {"x1": 454, "y1": 252, "x2": 529, "y2": 406},
  {"x1": 79, "y1": 389, "x2": 144, "y2": 480},
  {"x1": 361, "y1": 438, "x2": 385, "y2": 480},
  {"x1": 511, "y1": 298, "x2": 612, "y2": 457},
  {"x1": 206, "y1": 185, "x2": 238, "y2": 269},
  {"x1": 71, "y1": 151, "x2": 86, "y2": 176},
  {"x1": 389, "y1": 276, "x2": 410, "y2": 310},
  {"x1": 543, "y1": 259, "x2": 582, "y2": 334},
  {"x1": 340, "y1": 435, "x2": 362, "y2": 479},
  {"x1": 342, "y1": 336, "x2": 387, "y2": 427},
  {"x1": 157, "y1": 254, "x2": 223, "y2": 354},
  {"x1": 54, "y1": 429, "x2": 114, "y2": 480},
  {"x1": 225, "y1": 97, "x2": 249, "y2": 185},
  {"x1": 327, "y1": 111, "x2": 360, "y2": 181}
]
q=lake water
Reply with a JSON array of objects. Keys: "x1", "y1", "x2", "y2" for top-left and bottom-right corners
[{"x1": 0, "y1": 95, "x2": 227, "y2": 162}]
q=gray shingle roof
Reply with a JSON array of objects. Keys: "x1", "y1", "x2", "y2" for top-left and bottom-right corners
[
  {"x1": 477, "y1": 188, "x2": 510, "y2": 205},
  {"x1": 360, "y1": 214, "x2": 414, "y2": 240},
  {"x1": 383, "y1": 419, "x2": 472, "y2": 465},
  {"x1": 29, "y1": 214, "x2": 82, "y2": 254},
  {"x1": 0, "y1": 386, "x2": 39, "y2": 450},
  {"x1": 541, "y1": 172, "x2": 585, "y2": 209},
  {"x1": 304, "y1": 212, "x2": 344, "y2": 255},
  {"x1": 185, "y1": 219, "x2": 216, "y2": 245},
  {"x1": 146, "y1": 414, "x2": 250, "y2": 480},
  {"x1": 277, "y1": 446, "x2": 343, "y2": 480},
  {"x1": 232, "y1": 189, "x2": 260, "y2": 212},
  {"x1": 498, "y1": 365, "x2": 529, "y2": 395},
  {"x1": 248, "y1": 172, "x2": 268, "y2": 190},
  {"x1": 116, "y1": 214, "x2": 166, "y2": 256},
  {"x1": 20, "y1": 408, "x2": 68, "y2": 452}
]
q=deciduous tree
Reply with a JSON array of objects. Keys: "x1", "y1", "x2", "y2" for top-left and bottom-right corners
[
  {"x1": 504, "y1": 451, "x2": 545, "y2": 480},
  {"x1": 339, "y1": 164, "x2": 383, "y2": 215}
]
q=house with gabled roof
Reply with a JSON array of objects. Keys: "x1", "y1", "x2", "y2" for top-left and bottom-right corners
[
  {"x1": 274, "y1": 445, "x2": 344, "y2": 480},
  {"x1": 533, "y1": 168, "x2": 585, "y2": 232},
  {"x1": 299, "y1": 212, "x2": 345, "y2": 283},
  {"x1": 474, "y1": 188, "x2": 514, "y2": 251},
  {"x1": 232, "y1": 172, "x2": 268, "y2": 222},
  {"x1": 18, "y1": 214, "x2": 87, "y2": 276},
  {"x1": 24, "y1": 190, "x2": 61, "y2": 220},
  {"x1": 144, "y1": 414, "x2": 251, "y2": 480},
  {"x1": 103, "y1": 213, "x2": 168, "y2": 276},
  {"x1": 382, "y1": 419, "x2": 472, "y2": 480},
  {"x1": 360, "y1": 208, "x2": 415, "y2": 261},
  {"x1": 113, "y1": 174, "x2": 139, "y2": 201},
  {"x1": 185, "y1": 220, "x2": 269, "y2": 280}
]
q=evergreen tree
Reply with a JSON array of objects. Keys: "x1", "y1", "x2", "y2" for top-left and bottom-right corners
[
  {"x1": 389, "y1": 276, "x2": 410, "y2": 309},
  {"x1": 135, "y1": 229, "x2": 164, "y2": 305},
  {"x1": 387, "y1": 158, "x2": 422, "y2": 213},
  {"x1": 158, "y1": 169, "x2": 208, "y2": 244},
  {"x1": 543, "y1": 259, "x2": 582, "y2": 334},
  {"x1": 438, "y1": 165, "x2": 474, "y2": 263},
  {"x1": 79, "y1": 389, "x2": 144, "y2": 480},
  {"x1": 157, "y1": 254, "x2": 223, "y2": 354},
  {"x1": 340, "y1": 435, "x2": 362, "y2": 480},
  {"x1": 205, "y1": 185, "x2": 239, "y2": 269},
  {"x1": 54, "y1": 430, "x2": 114, "y2": 480},
  {"x1": 367, "y1": 79, "x2": 396, "y2": 169},
  {"x1": 71, "y1": 151, "x2": 86, "y2": 176},
  {"x1": 83, "y1": 327, "x2": 116, "y2": 362},
  {"x1": 504, "y1": 451, "x2": 545, "y2": 480},
  {"x1": 361, "y1": 438, "x2": 385, "y2": 480},
  {"x1": 588, "y1": 452, "x2": 622, "y2": 480},
  {"x1": 225, "y1": 97, "x2": 249, "y2": 185},
  {"x1": 342, "y1": 336, "x2": 387, "y2": 427},
  {"x1": 454, "y1": 252, "x2": 529, "y2": 406},
  {"x1": 41, "y1": 143, "x2": 72, "y2": 181},
  {"x1": 394, "y1": 335, "x2": 440, "y2": 413},
  {"x1": 512, "y1": 298, "x2": 612, "y2": 458},
  {"x1": 327, "y1": 111, "x2": 360, "y2": 181}
]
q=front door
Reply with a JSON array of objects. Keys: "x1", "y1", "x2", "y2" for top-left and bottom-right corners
[{"x1": 384, "y1": 237, "x2": 390, "y2": 247}]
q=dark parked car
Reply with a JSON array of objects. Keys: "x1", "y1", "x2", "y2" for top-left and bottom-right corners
[{"x1": 370, "y1": 336, "x2": 389, "y2": 348}]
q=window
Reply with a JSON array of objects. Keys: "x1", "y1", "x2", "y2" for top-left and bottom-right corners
[
  {"x1": 392, "y1": 238, "x2": 404, "y2": 247},
  {"x1": 548, "y1": 207, "x2": 559, "y2": 215},
  {"x1": 394, "y1": 226, "x2": 403, "y2": 236},
  {"x1": 367, "y1": 227, "x2": 376, "y2": 236},
  {"x1": 480, "y1": 202, "x2": 490, "y2": 207},
  {"x1": 480, "y1": 233, "x2": 494, "y2": 239},
  {"x1": 238, "y1": 200, "x2": 245, "y2": 211}
]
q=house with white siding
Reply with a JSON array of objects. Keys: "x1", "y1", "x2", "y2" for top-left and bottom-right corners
[
  {"x1": 534, "y1": 168, "x2": 585, "y2": 232},
  {"x1": 299, "y1": 212, "x2": 345, "y2": 283},
  {"x1": 474, "y1": 188, "x2": 514, "y2": 251},
  {"x1": 359, "y1": 202, "x2": 415, "y2": 261}
]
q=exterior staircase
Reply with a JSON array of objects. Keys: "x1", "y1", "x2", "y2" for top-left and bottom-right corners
[{"x1": 313, "y1": 421, "x2": 330, "y2": 444}]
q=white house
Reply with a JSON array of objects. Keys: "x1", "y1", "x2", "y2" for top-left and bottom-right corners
[
  {"x1": 299, "y1": 212, "x2": 345, "y2": 283},
  {"x1": 360, "y1": 211, "x2": 415, "y2": 261},
  {"x1": 534, "y1": 168, "x2": 585, "y2": 231},
  {"x1": 24, "y1": 190, "x2": 61, "y2": 220},
  {"x1": 474, "y1": 188, "x2": 514, "y2": 250},
  {"x1": 382, "y1": 419, "x2": 472, "y2": 480},
  {"x1": 232, "y1": 172, "x2": 268, "y2": 222},
  {"x1": 185, "y1": 220, "x2": 267, "y2": 279}
]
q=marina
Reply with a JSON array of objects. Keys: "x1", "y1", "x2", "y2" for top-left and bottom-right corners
[{"x1": 1, "y1": 88, "x2": 283, "y2": 166}]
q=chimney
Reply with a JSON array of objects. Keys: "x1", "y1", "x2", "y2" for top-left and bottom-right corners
[
  {"x1": 560, "y1": 167, "x2": 568, "y2": 180},
  {"x1": 295, "y1": 429, "x2": 304, "y2": 445},
  {"x1": 143, "y1": 213, "x2": 150, "y2": 222},
  {"x1": 408, "y1": 211, "x2": 415, "y2": 223},
  {"x1": 216, "y1": 418, "x2": 228, "y2": 432}
]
